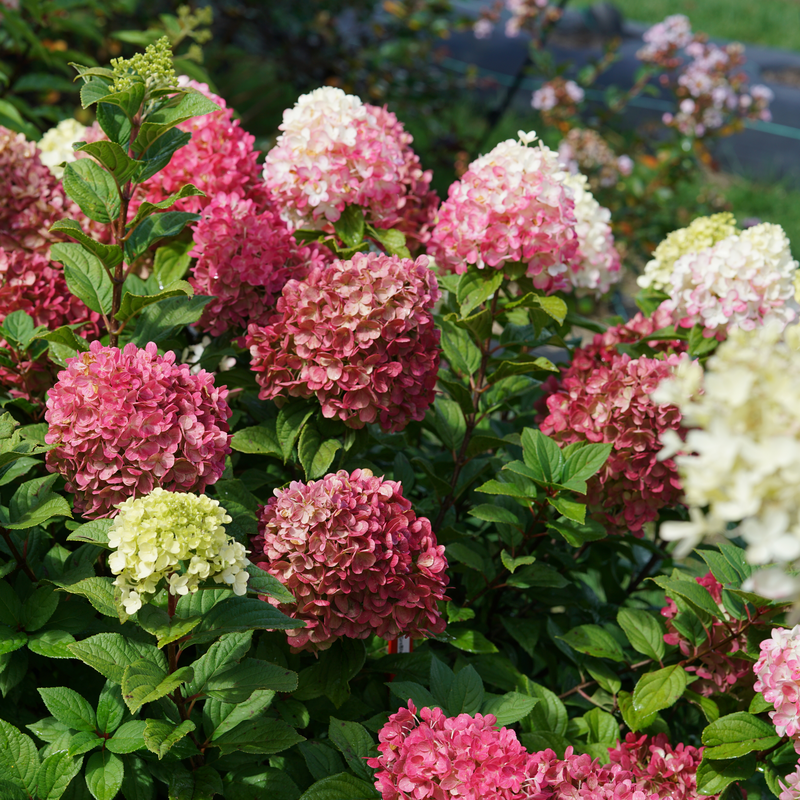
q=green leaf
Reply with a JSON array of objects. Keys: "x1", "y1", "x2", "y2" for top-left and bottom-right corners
[
  {"x1": 206, "y1": 658, "x2": 298, "y2": 702},
  {"x1": 445, "y1": 542, "x2": 486, "y2": 573},
  {"x1": 39, "y1": 687, "x2": 96, "y2": 733},
  {"x1": 696, "y1": 756, "x2": 756, "y2": 795},
  {"x1": 369, "y1": 226, "x2": 410, "y2": 258},
  {"x1": 447, "y1": 665, "x2": 484, "y2": 715},
  {"x1": 68, "y1": 633, "x2": 164, "y2": 684},
  {"x1": 0, "y1": 719, "x2": 40, "y2": 794},
  {"x1": 434, "y1": 398, "x2": 466, "y2": 451},
  {"x1": 85, "y1": 750, "x2": 123, "y2": 800},
  {"x1": 169, "y1": 765, "x2": 223, "y2": 800},
  {"x1": 660, "y1": 579, "x2": 721, "y2": 619},
  {"x1": 125, "y1": 210, "x2": 199, "y2": 261},
  {"x1": 115, "y1": 281, "x2": 193, "y2": 324},
  {"x1": 525, "y1": 681, "x2": 568, "y2": 735},
  {"x1": 685, "y1": 688, "x2": 720, "y2": 723},
  {"x1": 136, "y1": 605, "x2": 201, "y2": 647},
  {"x1": 563, "y1": 443, "x2": 613, "y2": 482},
  {"x1": 51, "y1": 243, "x2": 113, "y2": 316},
  {"x1": 506, "y1": 292, "x2": 567, "y2": 323},
  {"x1": 206, "y1": 689, "x2": 276, "y2": 741},
  {"x1": 74, "y1": 141, "x2": 140, "y2": 185},
  {"x1": 500, "y1": 550, "x2": 536, "y2": 574},
  {"x1": 27, "y1": 630, "x2": 76, "y2": 659},
  {"x1": 2, "y1": 310, "x2": 36, "y2": 350},
  {"x1": 192, "y1": 596, "x2": 300, "y2": 643},
  {"x1": 585, "y1": 707, "x2": 620, "y2": 745},
  {"x1": 468, "y1": 504, "x2": 520, "y2": 525},
  {"x1": 701, "y1": 712, "x2": 782, "y2": 759},
  {"x1": 36, "y1": 750, "x2": 82, "y2": 800},
  {"x1": 127, "y1": 185, "x2": 205, "y2": 231},
  {"x1": 546, "y1": 517, "x2": 606, "y2": 547},
  {"x1": 149, "y1": 240, "x2": 193, "y2": 290},
  {"x1": 559, "y1": 625, "x2": 626, "y2": 662},
  {"x1": 547, "y1": 496, "x2": 585, "y2": 523},
  {"x1": 62, "y1": 159, "x2": 120, "y2": 224},
  {"x1": 6, "y1": 478, "x2": 72, "y2": 530},
  {"x1": 333, "y1": 205, "x2": 365, "y2": 248},
  {"x1": 328, "y1": 718, "x2": 376, "y2": 783},
  {"x1": 387, "y1": 680, "x2": 440, "y2": 711},
  {"x1": 96, "y1": 681, "x2": 125, "y2": 734},
  {"x1": 438, "y1": 319, "x2": 481, "y2": 377},
  {"x1": 246, "y1": 564, "x2": 295, "y2": 604},
  {"x1": 508, "y1": 562, "x2": 569, "y2": 589},
  {"x1": 66, "y1": 731, "x2": 103, "y2": 757},
  {"x1": 66, "y1": 520, "x2": 112, "y2": 547},
  {"x1": 230, "y1": 423, "x2": 282, "y2": 457},
  {"x1": 131, "y1": 294, "x2": 213, "y2": 345},
  {"x1": 185, "y1": 630, "x2": 252, "y2": 697},
  {"x1": 0, "y1": 581, "x2": 20, "y2": 625},
  {"x1": 298, "y1": 425, "x2": 341, "y2": 480},
  {"x1": 500, "y1": 617, "x2": 540, "y2": 657},
  {"x1": 617, "y1": 608, "x2": 665, "y2": 661},
  {"x1": 487, "y1": 356, "x2": 558, "y2": 384},
  {"x1": 96, "y1": 102, "x2": 132, "y2": 148},
  {"x1": 688, "y1": 324, "x2": 720, "y2": 357},
  {"x1": 143, "y1": 719, "x2": 195, "y2": 759},
  {"x1": 277, "y1": 404, "x2": 315, "y2": 461},
  {"x1": 521, "y1": 428, "x2": 564, "y2": 484},
  {"x1": 135, "y1": 127, "x2": 192, "y2": 183},
  {"x1": 121, "y1": 659, "x2": 193, "y2": 713},
  {"x1": 448, "y1": 629, "x2": 498, "y2": 654},
  {"x1": 86, "y1": 82, "x2": 144, "y2": 118},
  {"x1": 21, "y1": 585, "x2": 59, "y2": 631},
  {"x1": 632, "y1": 666, "x2": 688, "y2": 718},
  {"x1": 456, "y1": 268, "x2": 503, "y2": 317},
  {"x1": 50, "y1": 220, "x2": 122, "y2": 270},
  {"x1": 481, "y1": 692, "x2": 538, "y2": 727},
  {"x1": 298, "y1": 773, "x2": 379, "y2": 800},
  {"x1": 212, "y1": 717, "x2": 305, "y2": 755},
  {"x1": 0, "y1": 626, "x2": 26, "y2": 655},
  {"x1": 618, "y1": 689, "x2": 656, "y2": 733},
  {"x1": 133, "y1": 91, "x2": 220, "y2": 154}
]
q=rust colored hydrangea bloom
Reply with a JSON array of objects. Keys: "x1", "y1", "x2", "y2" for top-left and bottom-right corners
[{"x1": 252, "y1": 469, "x2": 448, "y2": 652}]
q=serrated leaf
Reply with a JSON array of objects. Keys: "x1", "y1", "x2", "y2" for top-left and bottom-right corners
[
  {"x1": 632, "y1": 666, "x2": 687, "y2": 718},
  {"x1": 277, "y1": 404, "x2": 315, "y2": 461},
  {"x1": 547, "y1": 495, "x2": 585, "y2": 523},
  {"x1": 500, "y1": 550, "x2": 536, "y2": 574},
  {"x1": 136, "y1": 605, "x2": 201, "y2": 647},
  {"x1": 121, "y1": 659, "x2": 193, "y2": 713},
  {"x1": 0, "y1": 719, "x2": 40, "y2": 794},
  {"x1": 368, "y1": 225, "x2": 410, "y2": 258},
  {"x1": 105, "y1": 720, "x2": 146, "y2": 755},
  {"x1": 333, "y1": 205, "x2": 365, "y2": 248},
  {"x1": 487, "y1": 356, "x2": 558, "y2": 384},
  {"x1": 438, "y1": 319, "x2": 481, "y2": 377},
  {"x1": 51, "y1": 242, "x2": 113, "y2": 316},
  {"x1": 206, "y1": 658, "x2": 298, "y2": 702},
  {"x1": 36, "y1": 750, "x2": 82, "y2": 800},
  {"x1": 85, "y1": 750, "x2": 123, "y2": 800},
  {"x1": 74, "y1": 140, "x2": 140, "y2": 184},
  {"x1": 38, "y1": 686, "x2": 96, "y2": 732},
  {"x1": 143, "y1": 719, "x2": 195, "y2": 760},
  {"x1": 88, "y1": 82, "x2": 144, "y2": 118},
  {"x1": 230, "y1": 423, "x2": 282, "y2": 457},
  {"x1": 65, "y1": 519, "x2": 112, "y2": 547},
  {"x1": 136, "y1": 127, "x2": 192, "y2": 183},
  {"x1": 53, "y1": 577, "x2": 116, "y2": 618},
  {"x1": 448, "y1": 629, "x2": 498, "y2": 654},
  {"x1": 457, "y1": 268, "x2": 503, "y2": 317},
  {"x1": 328, "y1": 718, "x2": 376, "y2": 782},
  {"x1": 62, "y1": 159, "x2": 120, "y2": 224},
  {"x1": 125, "y1": 210, "x2": 199, "y2": 261},
  {"x1": 6, "y1": 491, "x2": 72, "y2": 530},
  {"x1": 212, "y1": 717, "x2": 305, "y2": 755},
  {"x1": 387, "y1": 680, "x2": 440, "y2": 711},
  {"x1": 68, "y1": 633, "x2": 164, "y2": 684},
  {"x1": 701, "y1": 712, "x2": 781, "y2": 759},
  {"x1": 468, "y1": 504, "x2": 520, "y2": 525},
  {"x1": 563, "y1": 443, "x2": 613, "y2": 482},
  {"x1": 50, "y1": 220, "x2": 122, "y2": 270},
  {"x1": 696, "y1": 756, "x2": 755, "y2": 795},
  {"x1": 191, "y1": 596, "x2": 300, "y2": 643},
  {"x1": 447, "y1": 665, "x2": 484, "y2": 715},
  {"x1": 617, "y1": 608, "x2": 665, "y2": 661},
  {"x1": 27, "y1": 630, "x2": 76, "y2": 659},
  {"x1": 298, "y1": 425, "x2": 341, "y2": 480},
  {"x1": 298, "y1": 773, "x2": 378, "y2": 800},
  {"x1": 132, "y1": 91, "x2": 220, "y2": 155},
  {"x1": 559, "y1": 625, "x2": 626, "y2": 662},
  {"x1": 131, "y1": 294, "x2": 212, "y2": 345},
  {"x1": 96, "y1": 681, "x2": 125, "y2": 735},
  {"x1": 21, "y1": 585, "x2": 58, "y2": 631},
  {"x1": 246, "y1": 564, "x2": 295, "y2": 604},
  {"x1": 114, "y1": 281, "x2": 193, "y2": 323},
  {"x1": 127, "y1": 184, "x2": 205, "y2": 231},
  {"x1": 521, "y1": 428, "x2": 564, "y2": 483}
]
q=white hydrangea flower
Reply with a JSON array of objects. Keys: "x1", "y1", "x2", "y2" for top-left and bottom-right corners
[
  {"x1": 561, "y1": 172, "x2": 622, "y2": 296},
  {"x1": 662, "y1": 223, "x2": 799, "y2": 335},
  {"x1": 656, "y1": 322, "x2": 800, "y2": 579},
  {"x1": 38, "y1": 118, "x2": 88, "y2": 179},
  {"x1": 108, "y1": 488, "x2": 249, "y2": 614}
]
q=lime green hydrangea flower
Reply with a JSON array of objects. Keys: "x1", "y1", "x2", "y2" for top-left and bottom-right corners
[
  {"x1": 638, "y1": 212, "x2": 740, "y2": 291},
  {"x1": 108, "y1": 488, "x2": 249, "y2": 614},
  {"x1": 111, "y1": 35, "x2": 177, "y2": 93}
]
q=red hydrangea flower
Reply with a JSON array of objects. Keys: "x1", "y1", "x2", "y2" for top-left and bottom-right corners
[
  {"x1": 189, "y1": 191, "x2": 331, "y2": 336},
  {"x1": 45, "y1": 341, "x2": 231, "y2": 519},
  {"x1": 263, "y1": 87, "x2": 438, "y2": 248},
  {"x1": 133, "y1": 79, "x2": 263, "y2": 215},
  {"x1": 368, "y1": 701, "x2": 531, "y2": 800},
  {"x1": 661, "y1": 572, "x2": 753, "y2": 696},
  {"x1": 246, "y1": 252, "x2": 440, "y2": 432},
  {"x1": 252, "y1": 469, "x2": 448, "y2": 652},
  {"x1": 0, "y1": 126, "x2": 74, "y2": 253},
  {"x1": 608, "y1": 732, "x2": 712, "y2": 800},
  {"x1": 540, "y1": 312, "x2": 685, "y2": 535}
]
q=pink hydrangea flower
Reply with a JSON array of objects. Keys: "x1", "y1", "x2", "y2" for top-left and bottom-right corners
[
  {"x1": 779, "y1": 764, "x2": 800, "y2": 800},
  {"x1": 45, "y1": 341, "x2": 231, "y2": 519},
  {"x1": 189, "y1": 191, "x2": 331, "y2": 335},
  {"x1": 246, "y1": 252, "x2": 440, "y2": 433},
  {"x1": 539, "y1": 311, "x2": 685, "y2": 535},
  {"x1": 608, "y1": 732, "x2": 711, "y2": 800},
  {"x1": 368, "y1": 701, "x2": 531, "y2": 800},
  {"x1": 132, "y1": 79, "x2": 264, "y2": 216},
  {"x1": 661, "y1": 572, "x2": 753, "y2": 695},
  {"x1": 252, "y1": 469, "x2": 448, "y2": 652},
  {"x1": 428, "y1": 132, "x2": 580, "y2": 292},
  {"x1": 0, "y1": 126, "x2": 75, "y2": 253},
  {"x1": 754, "y1": 624, "x2": 800, "y2": 746},
  {"x1": 262, "y1": 87, "x2": 438, "y2": 248}
]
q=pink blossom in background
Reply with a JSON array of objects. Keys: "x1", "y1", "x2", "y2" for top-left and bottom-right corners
[
  {"x1": 252, "y1": 470, "x2": 448, "y2": 652},
  {"x1": 189, "y1": 191, "x2": 331, "y2": 336},
  {"x1": 45, "y1": 341, "x2": 230, "y2": 519},
  {"x1": 0, "y1": 127, "x2": 74, "y2": 253},
  {"x1": 636, "y1": 14, "x2": 693, "y2": 66},
  {"x1": 540, "y1": 311, "x2": 685, "y2": 535},
  {"x1": 247, "y1": 252, "x2": 440, "y2": 433},
  {"x1": 132, "y1": 79, "x2": 264, "y2": 216},
  {"x1": 428, "y1": 133, "x2": 579, "y2": 292},
  {"x1": 661, "y1": 572, "x2": 753, "y2": 695},
  {"x1": 754, "y1": 624, "x2": 800, "y2": 749},
  {"x1": 263, "y1": 87, "x2": 438, "y2": 248}
]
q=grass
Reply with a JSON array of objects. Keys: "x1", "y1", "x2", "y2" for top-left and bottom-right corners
[{"x1": 572, "y1": 0, "x2": 800, "y2": 52}]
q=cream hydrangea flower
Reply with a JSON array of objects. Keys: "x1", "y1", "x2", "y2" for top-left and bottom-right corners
[
  {"x1": 38, "y1": 118, "x2": 88, "y2": 179},
  {"x1": 637, "y1": 212, "x2": 739, "y2": 291},
  {"x1": 654, "y1": 322, "x2": 800, "y2": 597},
  {"x1": 108, "y1": 488, "x2": 249, "y2": 614}
]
